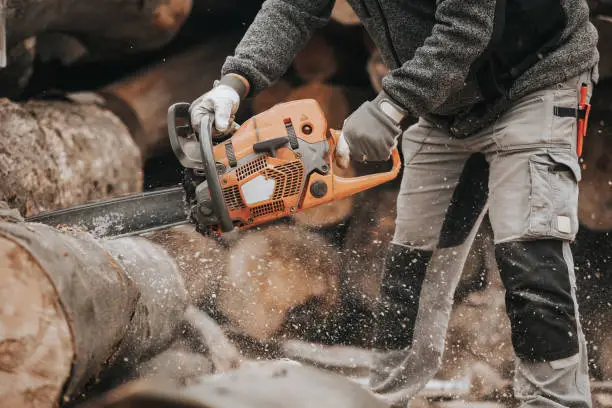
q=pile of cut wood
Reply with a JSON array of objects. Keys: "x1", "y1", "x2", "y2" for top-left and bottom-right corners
[{"x1": 2, "y1": 1, "x2": 612, "y2": 407}]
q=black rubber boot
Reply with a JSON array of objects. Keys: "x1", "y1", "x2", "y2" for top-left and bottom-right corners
[{"x1": 372, "y1": 243, "x2": 432, "y2": 351}]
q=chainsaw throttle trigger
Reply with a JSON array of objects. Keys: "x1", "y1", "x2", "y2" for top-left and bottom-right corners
[{"x1": 252, "y1": 136, "x2": 289, "y2": 158}]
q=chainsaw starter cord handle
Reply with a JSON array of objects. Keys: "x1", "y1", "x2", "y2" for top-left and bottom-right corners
[{"x1": 199, "y1": 114, "x2": 234, "y2": 233}]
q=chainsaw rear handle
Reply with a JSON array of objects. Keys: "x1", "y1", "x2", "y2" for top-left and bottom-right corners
[{"x1": 329, "y1": 130, "x2": 401, "y2": 199}]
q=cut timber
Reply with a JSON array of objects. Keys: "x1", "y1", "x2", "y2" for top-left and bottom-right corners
[
  {"x1": 217, "y1": 225, "x2": 340, "y2": 341},
  {"x1": 101, "y1": 33, "x2": 242, "y2": 158},
  {"x1": 578, "y1": 80, "x2": 612, "y2": 230},
  {"x1": 0, "y1": 219, "x2": 188, "y2": 406},
  {"x1": 81, "y1": 361, "x2": 387, "y2": 408},
  {"x1": 0, "y1": 98, "x2": 142, "y2": 217},
  {"x1": 332, "y1": 0, "x2": 361, "y2": 25},
  {"x1": 0, "y1": 38, "x2": 37, "y2": 99},
  {"x1": 0, "y1": 236, "x2": 73, "y2": 408},
  {"x1": 6, "y1": 0, "x2": 191, "y2": 56},
  {"x1": 146, "y1": 225, "x2": 228, "y2": 309}
]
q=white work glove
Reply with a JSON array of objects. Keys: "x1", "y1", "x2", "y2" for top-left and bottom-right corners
[{"x1": 189, "y1": 74, "x2": 249, "y2": 138}]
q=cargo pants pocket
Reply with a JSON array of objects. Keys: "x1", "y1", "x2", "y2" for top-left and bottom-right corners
[{"x1": 526, "y1": 149, "x2": 582, "y2": 241}]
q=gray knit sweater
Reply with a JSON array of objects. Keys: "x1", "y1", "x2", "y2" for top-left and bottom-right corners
[{"x1": 221, "y1": 0, "x2": 599, "y2": 136}]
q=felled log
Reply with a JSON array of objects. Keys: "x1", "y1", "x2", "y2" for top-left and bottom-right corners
[
  {"x1": 217, "y1": 225, "x2": 340, "y2": 342},
  {"x1": 0, "y1": 38, "x2": 37, "y2": 99},
  {"x1": 81, "y1": 361, "x2": 387, "y2": 408},
  {"x1": 99, "y1": 33, "x2": 242, "y2": 159},
  {"x1": 146, "y1": 225, "x2": 228, "y2": 309},
  {"x1": 0, "y1": 218, "x2": 188, "y2": 407},
  {"x1": 0, "y1": 98, "x2": 142, "y2": 217},
  {"x1": 6, "y1": 0, "x2": 191, "y2": 56}
]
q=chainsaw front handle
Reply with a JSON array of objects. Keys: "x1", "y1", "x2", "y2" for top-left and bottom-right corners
[
  {"x1": 328, "y1": 130, "x2": 401, "y2": 200},
  {"x1": 198, "y1": 115, "x2": 235, "y2": 233}
]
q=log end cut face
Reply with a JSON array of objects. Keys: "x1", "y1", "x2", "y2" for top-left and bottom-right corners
[{"x1": 0, "y1": 235, "x2": 74, "y2": 408}]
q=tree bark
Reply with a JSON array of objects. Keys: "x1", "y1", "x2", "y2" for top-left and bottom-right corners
[
  {"x1": 0, "y1": 217, "x2": 189, "y2": 406},
  {"x1": 6, "y1": 0, "x2": 191, "y2": 55},
  {"x1": 0, "y1": 97, "x2": 142, "y2": 217}
]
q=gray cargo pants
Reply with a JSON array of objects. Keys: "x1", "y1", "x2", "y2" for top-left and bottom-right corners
[{"x1": 370, "y1": 71, "x2": 594, "y2": 408}]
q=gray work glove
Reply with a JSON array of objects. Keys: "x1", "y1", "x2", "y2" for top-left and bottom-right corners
[
  {"x1": 189, "y1": 74, "x2": 249, "y2": 138},
  {"x1": 337, "y1": 92, "x2": 407, "y2": 166}
]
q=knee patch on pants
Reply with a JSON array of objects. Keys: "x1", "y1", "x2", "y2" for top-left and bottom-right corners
[
  {"x1": 373, "y1": 244, "x2": 432, "y2": 351},
  {"x1": 495, "y1": 240, "x2": 579, "y2": 362}
]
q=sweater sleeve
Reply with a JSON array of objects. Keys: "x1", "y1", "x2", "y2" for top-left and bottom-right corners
[
  {"x1": 381, "y1": 0, "x2": 497, "y2": 118},
  {"x1": 221, "y1": 0, "x2": 334, "y2": 95}
]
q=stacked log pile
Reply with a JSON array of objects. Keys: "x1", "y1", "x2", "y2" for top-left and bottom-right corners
[{"x1": 2, "y1": 1, "x2": 612, "y2": 407}]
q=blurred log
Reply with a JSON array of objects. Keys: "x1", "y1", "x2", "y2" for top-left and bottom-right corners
[
  {"x1": 293, "y1": 32, "x2": 338, "y2": 83},
  {"x1": 217, "y1": 225, "x2": 340, "y2": 342},
  {"x1": 36, "y1": 33, "x2": 88, "y2": 66},
  {"x1": 100, "y1": 33, "x2": 242, "y2": 158},
  {"x1": 181, "y1": 306, "x2": 243, "y2": 373},
  {"x1": 0, "y1": 98, "x2": 142, "y2": 217},
  {"x1": 0, "y1": 38, "x2": 37, "y2": 98},
  {"x1": 252, "y1": 79, "x2": 294, "y2": 114},
  {"x1": 81, "y1": 361, "x2": 387, "y2": 408},
  {"x1": 332, "y1": 0, "x2": 361, "y2": 25},
  {"x1": 578, "y1": 80, "x2": 612, "y2": 231},
  {"x1": 146, "y1": 225, "x2": 228, "y2": 309},
  {"x1": 6, "y1": 0, "x2": 191, "y2": 56},
  {"x1": 0, "y1": 219, "x2": 188, "y2": 407}
]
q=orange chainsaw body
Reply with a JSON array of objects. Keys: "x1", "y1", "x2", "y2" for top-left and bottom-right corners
[
  {"x1": 209, "y1": 100, "x2": 400, "y2": 232},
  {"x1": 169, "y1": 99, "x2": 401, "y2": 234}
]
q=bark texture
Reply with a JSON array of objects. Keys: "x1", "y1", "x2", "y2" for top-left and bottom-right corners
[
  {"x1": 0, "y1": 98, "x2": 142, "y2": 216},
  {"x1": 0, "y1": 218, "x2": 188, "y2": 406},
  {"x1": 5, "y1": 0, "x2": 191, "y2": 54}
]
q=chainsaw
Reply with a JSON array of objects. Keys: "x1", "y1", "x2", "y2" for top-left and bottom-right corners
[{"x1": 26, "y1": 99, "x2": 401, "y2": 239}]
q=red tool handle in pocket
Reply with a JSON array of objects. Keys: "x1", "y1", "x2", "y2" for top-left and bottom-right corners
[{"x1": 577, "y1": 83, "x2": 591, "y2": 157}]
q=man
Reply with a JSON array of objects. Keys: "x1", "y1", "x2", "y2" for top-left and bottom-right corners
[{"x1": 190, "y1": 1, "x2": 599, "y2": 407}]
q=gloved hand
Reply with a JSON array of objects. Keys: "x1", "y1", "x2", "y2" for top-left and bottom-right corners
[
  {"x1": 189, "y1": 74, "x2": 250, "y2": 138},
  {"x1": 336, "y1": 92, "x2": 407, "y2": 166}
]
